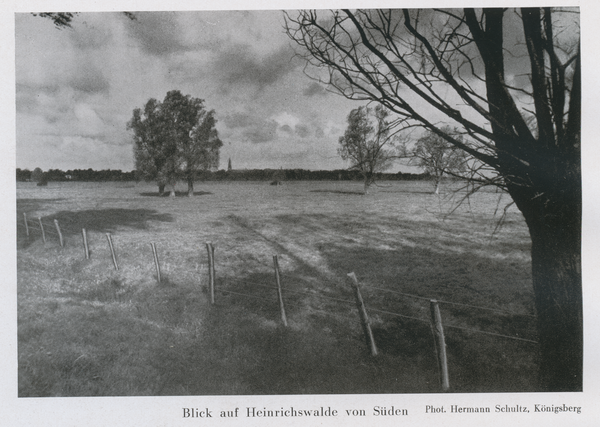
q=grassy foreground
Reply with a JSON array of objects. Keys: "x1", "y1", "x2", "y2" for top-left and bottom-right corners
[{"x1": 17, "y1": 180, "x2": 537, "y2": 396}]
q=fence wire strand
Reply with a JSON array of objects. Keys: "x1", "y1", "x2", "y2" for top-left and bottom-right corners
[
  {"x1": 361, "y1": 283, "x2": 536, "y2": 318},
  {"x1": 442, "y1": 323, "x2": 538, "y2": 344}
]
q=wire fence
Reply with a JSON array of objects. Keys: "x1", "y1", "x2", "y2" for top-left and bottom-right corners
[
  {"x1": 18, "y1": 213, "x2": 537, "y2": 341},
  {"x1": 18, "y1": 211, "x2": 539, "y2": 390}
]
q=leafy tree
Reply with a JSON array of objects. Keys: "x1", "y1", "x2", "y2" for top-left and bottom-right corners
[
  {"x1": 338, "y1": 105, "x2": 398, "y2": 194},
  {"x1": 31, "y1": 167, "x2": 44, "y2": 183},
  {"x1": 181, "y1": 108, "x2": 222, "y2": 196},
  {"x1": 32, "y1": 12, "x2": 78, "y2": 28},
  {"x1": 408, "y1": 128, "x2": 469, "y2": 194},
  {"x1": 271, "y1": 168, "x2": 285, "y2": 185},
  {"x1": 16, "y1": 168, "x2": 31, "y2": 182},
  {"x1": 128, "y1": 97, "x2": 176, "y2": 195},
  {"x1": 33, "y1": 12, "x2": 136, "y2": 29},
  {"x1": 286, "y1": 8, "x2": 581, "y2": 391},
  {"x1": 128, "y1": 91, "x2": 222, "y2": 196}
]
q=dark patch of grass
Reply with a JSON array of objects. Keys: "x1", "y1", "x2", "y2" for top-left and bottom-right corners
[
  {"x1": 139, "y1": 191, "x2": 213, "y2": 197},
  {"x1": 444, "y1": 328, "x2": 539, "y2": 392},
  {"x1": 44, "y1": 208, "x2": 175, "y2": 235},
  {"x1": 309, "y1": 189, "x2": 365, "y2": 195},
  {"x1": 372, "y1": 318, "x2": 436, "y2": 359},
  {"x1": 19, "y1": 303, "x2": 159, "y2": 396},
  {"x1": 17, "y1": 198, "x2": 65, "y2": 210},
  {"x1": 149, "y1": 300, "x2": 438, "y2": 395}
]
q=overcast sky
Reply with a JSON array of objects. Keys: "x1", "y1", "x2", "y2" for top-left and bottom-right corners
[{"x1": 16, "y1": 10, "x2": 366, "y2": 172}]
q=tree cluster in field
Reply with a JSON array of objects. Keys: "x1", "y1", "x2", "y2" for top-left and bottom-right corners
[
  {"x1": 17, "y1": 167, "x2": 432, "y2": 183},
  {"x1": 129, "y1": 90, "x2": 223, "y2": 197}
]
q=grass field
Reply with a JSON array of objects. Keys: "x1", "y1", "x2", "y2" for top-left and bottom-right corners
[{"x1": 16, "y1": 179, "x2": 537, "y2": 396}]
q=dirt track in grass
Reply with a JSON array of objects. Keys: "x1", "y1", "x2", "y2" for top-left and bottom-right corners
[{"x1": 17, "y1": 180, "x2": 537, "y2": 396}]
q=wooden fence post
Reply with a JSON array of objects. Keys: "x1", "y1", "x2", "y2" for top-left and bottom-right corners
[
  {"x1": 54, "y1": 219, "x2": 64, "y2": 247},
  {"x1": 38, "y1": 218, "x2": 46, "y2": 243},
  {"x1": 206, "y1": 242, "x2": 215, "y2": 304},
  {"x1": 151, "y1": 242, "x2": 161, "y2": 283},
  {"x1": 81, "y1": 228, "x2": 90, "y2": 259},
  {"x1": 23, "y1": 213, "x2": 29, "y2": 236},
  {"x1": 430, "y1": 299, "x2": 450, "y2": 392},
  {"x1": 106, "y1": 233, "x2": 118, "y2": 270},
  {"x1": 273, "y1": 255, "x2": 288, "y2": 327},
  {"x1": 347, "y1": 272, "x2": 378, "y2": 356}
]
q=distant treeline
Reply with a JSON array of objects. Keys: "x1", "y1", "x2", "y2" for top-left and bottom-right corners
[
  {"x1": 17, "y1": 168, "x2": 137, "y2": 182},
  {"x1": 16, "y1": 167, "x2": 430, "y2": 183}
]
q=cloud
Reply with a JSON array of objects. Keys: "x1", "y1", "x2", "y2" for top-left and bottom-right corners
[
  {"x1": 294, "y1": 124, "x2": 310, "y2": 138},
  {"x1": 222, "y1": 111, "x2": 278, "y2": 143},
  {"x1": 69, "y1": 64, "x2": 110, "y2": 94},
  {"x1": 280, "y1": 124, "x2": 293, "y2": 135},
  {"x1": 125, "y1": 12, "x2": 189, "y2": 56},
  {"x1": 222, "y1": 111, "x2": 257, "y2": 129},
  {"x1": 273, "y1": 112, "x2": 299, "y2": 128},
  {"x1": 69, "y1": 16, "x2": 113, "y2": 50},
  {"x1": 73, "y1": 103, "x2": 105, "y2": 136},
  {"x1": 212, "y1": 43, "x2": 297, "y2": 91},
  {"x1": 303, "y1": 82, "x2": 328, "y2": 97},
  {"x1": 241, "y1": 120, "x2": 278, "y2": 143}
]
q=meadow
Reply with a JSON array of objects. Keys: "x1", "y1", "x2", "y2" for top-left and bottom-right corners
[{"x1": 16, "y1": 179, "x2": 537, "y2": 396}]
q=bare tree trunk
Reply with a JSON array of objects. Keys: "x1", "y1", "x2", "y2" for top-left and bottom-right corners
[
  {"x1": 187, "y1": 179, "x2": 194, "y2": 197},
  {"x1": 510, "y1": 183, "x2": 582, "y2": 391},
  {"x1": 158, "y1": 183, "x2": 165, "y2": 196},
  {"x1": 434, "y1": 179, "x2": 441, "y2": 195},
  {"x1": 530, "y1": 225, "x2": 582, "y2": 391}
]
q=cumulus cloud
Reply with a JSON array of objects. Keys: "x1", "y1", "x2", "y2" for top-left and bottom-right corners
[
  {"x1": 212, "y1": 43, "x2": 297, "y2": 91},
  {"x1": 69, "y1": 64, "x2": 110, "y2": 94},
  {"x1": 241, "y1": 120, "x2": 278, "y2": 143},
  {"x1": 303, "y1": 82, "x2": 328, "y2": 97},
  {"x1": 272, "y1": 112, "x2": 300, "y2": 128},
  {"x1": 69, "y1": 16, "x2": 113, "y2": 50},
  {"x1": 280, "y1": 124, "x2": 293, "y2": 135},
  {"x1": 73, "y1": 103, "x2": 105, "y2": 136},
  {"x1": 125, "y1": 12, "x2": 189, "y2": 56},
  {"x1": 294, "y1": 124, "x2": 310, "y2": 138},
  {"x1": 222, "y1": 111, "x2": 258, "y2": 129},
  {"x1": 222, "y1": 111, "x2": 278, "y2": 143}
]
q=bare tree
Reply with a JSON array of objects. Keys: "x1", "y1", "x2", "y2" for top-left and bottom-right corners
[
  {"x1": 285, "y1": 8, "x2": 581, "y2": 391},
  {"x1": 338, "y1": 104, "x2": 398, "y2": 194},
  {"x1": 407, "y1": 127, "x2": 469, "y2": 194}
]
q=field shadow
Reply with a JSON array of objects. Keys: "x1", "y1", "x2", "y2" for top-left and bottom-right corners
[
  {"x1": 150, "y1": 289, "x2": 438, "y2": 395},
  {"x1": 380, "y1": 189, "x2": 434, "y2": 194},
  {"x1": 139, "y1": 191, "x2": 212, "y2": 197},
  {"x1": 43, "y1": 208, "x2": 174, "y2": 236},
  {"x1": 313, "y1": 237, "x2": 538, "y2": 392},
  {"x1": 17, "y1": 198, "x2": 65, "y2": 213},
  {"x1": 309, "y1": 189, "x2": 364, "y2": 195},
  {"x1": 217, "y1": 212, "x2": 537, "y2": 392}
]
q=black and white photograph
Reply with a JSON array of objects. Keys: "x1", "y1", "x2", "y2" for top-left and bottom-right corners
[{"x1": 4, "y1": 0, "x2": 599, "y2": 426}]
